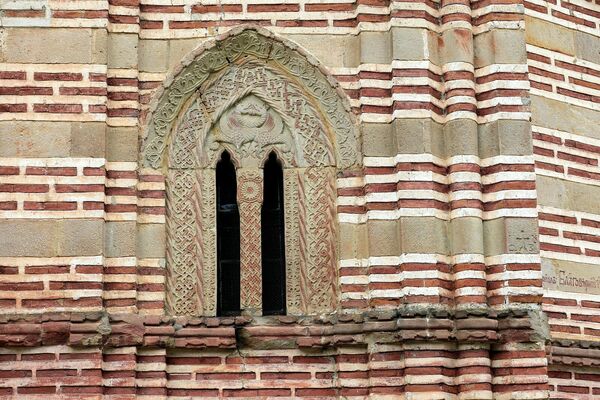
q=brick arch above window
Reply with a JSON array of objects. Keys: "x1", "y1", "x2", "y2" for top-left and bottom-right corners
[{"x1": 141, "y1": 26, "x2": 361, "y2": 316}]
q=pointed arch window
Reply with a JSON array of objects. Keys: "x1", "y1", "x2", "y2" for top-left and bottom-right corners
[
  {"x1": 216, "y1": 151, "x2": 240, "y2": 316},
  {"x1": 261, "y1": 152, "x2": 286, "y2": 315}
]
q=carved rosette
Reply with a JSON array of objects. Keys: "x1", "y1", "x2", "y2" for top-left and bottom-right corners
[{"x1": 237, "y1": 169, "x2": 264, "y2": 313}]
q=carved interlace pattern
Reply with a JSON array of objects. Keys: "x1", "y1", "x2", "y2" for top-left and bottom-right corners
[
  {"x1": 165, "y1": 170, "x2": 199, "y2": 315},
  {"x1": 142, "y1": 29, "x2": 359, "y2": 170},
  {"x1": 237, "y1": 170, "x2": 263, "y2": 312},
  {"x1": 154, "y1": 29, "x2": 355, "y2": 316}
]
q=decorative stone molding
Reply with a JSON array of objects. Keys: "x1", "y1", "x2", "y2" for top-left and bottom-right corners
[
  {"x1": 143, "y1": 27, "x2": 358, "y2": 316},
  {"x1": 141, "y1": 26, "x2": 360, "y2": 171}
]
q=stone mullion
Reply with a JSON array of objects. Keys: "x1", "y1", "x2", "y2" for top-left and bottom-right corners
[
  {"x1": 237, "y1": 169, "x2": 264, "y2": 315},
  {"x1": 283, "y1": 169, "x2": 305, "y2": 315}
]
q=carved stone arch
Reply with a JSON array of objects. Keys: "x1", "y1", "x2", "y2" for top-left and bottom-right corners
[
  {"x1": 141, "y1": 26, "x2": 360, "y2": 171},
  {"x1": 141, "y1": 26, "x2": 360, "y2": 316}
]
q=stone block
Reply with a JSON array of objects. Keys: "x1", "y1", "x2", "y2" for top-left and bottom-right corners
[
  {"x1": 58, "y1": 219, "x2": 104, "y2": 256},
  {"x1": 71, "y1": 122, "x2": 106, "y2": 158},
  {"x1": 286, "y1": 34, "x2": 360, "y2": 68},
  {"x1": 0, "y1": 121, "x2": 72, "y2": 157},
  {"x1": 137, "y1": 223, "x2": 166, "y2": 258},
  {"x1": 1, "y1": 28, "x2": 96, "y2": 63},
  {"x1": 483, "y1": 218, "x2": 506, "y2": 256},
  {"x1": 478, "y1": 120, "x2": 532, "y2": 158},
  {"x1": 393, "y1": 118, "x2": 444, "y2": 157},
  {"x1": 363, "y1": 123, "x2": 394, "y2": 156},
  {"x1": 444, "y1": 118, "x2": 478, "y2": 156},
  {"x1": 367, "y1": 220, "x2": 400, "y2": 256},
  {"x1": 168, "y1": 38, "x2": 207, "y2": 69},
  {"x1": 400, "y1": 217, "x2": 447, "y2": 254},
  {"x1": 0, "y1": 219, "x2": 103, "y2": 257},
  {"x1": 392, "y1": 28, "x2": 427, "y2": 60},
  {"x1": 525, "y1": 16, "x2": 575, "y2": 56},
  {"x1": 538, "y1": 176, "x2": 600, "y2": 215},
  {"x1": 108, "y1": 33, "x2": 138, "y2": 69},
  {"x1": 339, "y1": 223, "x2": 367, "y2": 260},
  {"x1": 506, "y1": 218, "x2": 539, "y2": 254},
  {"x1": 139, "y1": 39, "x2": 169, "y2": 73},
  {"x1": 92, "y1": 28, "x2": 108, "y2": 64},
  {"x1": 449, "y1": 217, "x2": 484, "y2": 255},
  {"x1": 575, "y1": 31, "x2": 600, "y2": 65},
  {"x1": 440, "y1": 29, "x2": 473, "y2": 64},
  {"x1": 105, "y1": 221, "x2": 137, "y2": 257},
  {"x1": 474, "y1": 29, "x2": 527, "y2": 68},
  {"x1": 531, "y1": 95, "x2": 600, "y2": 140},
  {"x1": 360, "y1": 31, "x2": 392, "y2": 64},
  {"x1": 106, "y1": 126, "x2": 139, "y2": 162}
]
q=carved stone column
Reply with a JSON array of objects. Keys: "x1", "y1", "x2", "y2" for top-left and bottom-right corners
[{"x1": 237, "y1": 169, "x2": 263, "y2": 315}]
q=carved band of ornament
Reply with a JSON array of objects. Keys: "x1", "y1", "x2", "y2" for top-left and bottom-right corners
[
  {"x1": 238, "y1": 169, "x2": 264, "y2": 314},
  {"x1": 141, "y1": 27, "x2": 360, "y2": 171}
]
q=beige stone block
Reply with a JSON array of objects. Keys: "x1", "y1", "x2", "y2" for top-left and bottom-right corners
[
  {"x1": 478, "y1": 120, "x2": 532, "y2": 158},
  {"x1": 440, "y1": 29, "x2": 473, "y2": 64},
  {"x1": 537, "y1": 176, "x2": 600, "y2": 215},
  {"x1": 575, "y1": 31, "x2": 600, "y2": 65},
  {"x1": 393, "y1": 118, "x2": 444, "y2": 157},
  {"x1": 444, "y1": 119, "x2": 478, "y2": 156},
  {"x1": 400, "y1": 217, "x2": 447, "y2": 254},
  {"x1": 0, "y1": 220, "x2": 103, "y2": 257},
  {"x1": 59, "y1": 219, "x2": 104, "y2": 256},
  {"x1": 367, "y1": 220, "x2": 400, "y2": 256},
  {"x1": 339, "y1": 223, "x2": 367, "y2": 260},
  {"x1": 506, "y1": 218, "x2": 539, "y2": 254},
  {"x1": 139, "y1": 39, "x2": 169, "y2": 73},
  {"x1": 392, "y1": 28, "x2": 427, "y2": 61},
  {"x1": 427, "y1": 30, "x2": 440, "y2": 66},
  {"x1": 360, "y1": 31, "x2": 392, "y2": 64},
  {"x1": 531, "y1": 95, "x2": 600, "y2": 140},
  {"x1": 71, "y1": 122, "x2": 106, "y2": 158},
  {"x1": 483, "y1": 218, "x2": 506, "y2": 256},
  {"x1": 525, "y1": 16, "x2": 575, "y2": 56},
  {"x1": 363, "y1": 123, "x2": 394, "y2": 157},
  {"x1": 474, "y1": 29, "x2": 527, "y2": 68},
  {"x1": 1, "y1": 28, "x2": 96, "y2": 63},
  {"x1": 137, "y1": 223, "x2": 166, "y2": 258},
  {"x1": 106, "y1": 126, "x2": 139, "y2": 162},
  {"x1": 0, "y1": 121, "x2": 72, "y2": 157},
  {"x1": 286, "y1": 34, "x2": 360, "y2": 68},
  {"x1": 92, "y1": 28, "x2": 108, "y2": 64},
  {"x1": 168, "y1": 38, "x2": 207, "y2": 69},
  {"x1": 542, "y1": 258, "x2": 600, "y2": 295},
  {"x1": 105, "y1": 221, "x2": 137, "y2": 257},
  {"x1": 108, "y1": 33, "x2": 138, "y2": 69},
  {"x1": 449, "y1": 217, "x2": 484, "y2": 255}
]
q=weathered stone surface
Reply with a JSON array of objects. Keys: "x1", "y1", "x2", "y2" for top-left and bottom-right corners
[
  {"x1": 363, "y1": 123, "x2": 394, "y2": 156},
  {"x1": 575, "y1": 31, "x2": 600, "y2": 65},
  {"x1": 108, "y1": 33, "x2": 138, "y2": 69},
  {"x1": 139, "y1": 39, "x2": 169, "y2": 72},
  {"x1": 479, "y1": 120, "x2": 532, "y2": 158},
  {"x1": 71, "y1": 122, "x2": 106, "y2": 158},
  {"x1": 392, "y1": 27, "x2": 428, "y2": 61},
  {"x1": 0, "y1": 219, "x2": 103, "y2": 257},
  {"x1": 401, "y1": 217, "x2": 448, "y2": 254},
  {"x1": 444, "y1": 119, "x2": 478, "y2": 156},
  {"x1": 0, "y1": 122, "x2": 72, "y2": 157},
  {"x1": 450, "y1": 217, "x2": 484, "y2": 255},
  {"x1": 105, "y1": 221, "x2": 136, "y2": 257},
  {"x1": 368, "y1": 220, "x2": 400, "y2": 256},
  {"x1": 531, "y1": 95, "x2": 600, "y2": 140},
  {"x1": 537, "y1": 175, "x2": 600, "y2": 215},
  {"x1": 360, "y1": 31, "x2": 392, "y2": 64},
  {"x1": 525, "y1": 16, "x2": 575, "y2": 56},
  {"x1": 394, "y1": 119, "x2": 444, "y2": 157},
  {"x1": 475, "y1": 29, "x2": 527, "y2": 67},
  {"x1": 106, "y1": 126, "x2": 138, "y2": 161},
  {"x1": 137, "y1": 223, "x2": 166, "y2": 258},
  {"x1": 1, "y1": 28, "x2": 102, "y2": 63},
  {"x1": 287, "y1": 34, "x2": 360, "y2": 68}
]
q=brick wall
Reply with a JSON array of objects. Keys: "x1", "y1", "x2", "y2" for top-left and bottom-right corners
[{"x1": 0, "y1": 0, "x2": 598, "y2": 397}]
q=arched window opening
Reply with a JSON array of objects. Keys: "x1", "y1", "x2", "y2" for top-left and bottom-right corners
[
  {"x1": 262, "y1": 152, "x2": 286, "y2": 315},
  {"x1": 216, "y1": 151, "x2": 241, "y2": 316}
]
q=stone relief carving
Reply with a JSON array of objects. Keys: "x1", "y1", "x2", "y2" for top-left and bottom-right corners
[
  {"x1": 150, "y1": 28, "x2": 359, "y2": 316},
  {"x1": 237, "y1": 169, "x2": 264, "y2": 313},
  {"x1": 143, "y1": 27, "x2": 360, "y2": 171}
]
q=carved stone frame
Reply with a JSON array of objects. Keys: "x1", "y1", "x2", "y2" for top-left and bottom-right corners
[{"x1": 141, "y1": 27, "x2": 361, "y2": 316}]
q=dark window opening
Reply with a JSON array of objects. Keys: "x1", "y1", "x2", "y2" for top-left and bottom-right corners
[
  {"x1": 261, "y1": 152, "x2": 286, "y2": 315},
  {"x1": 216, "y1": 151, "x2": 240, "y2": 316}
]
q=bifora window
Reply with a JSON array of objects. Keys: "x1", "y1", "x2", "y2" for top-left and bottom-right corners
[{"x1": 216, "y1": 151, "x2": 288, "y2": 317}]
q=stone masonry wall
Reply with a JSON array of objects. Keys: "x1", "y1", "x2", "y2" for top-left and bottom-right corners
[{"x1": 0, "y1": 0, "x2": 596, "y2": 398}]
